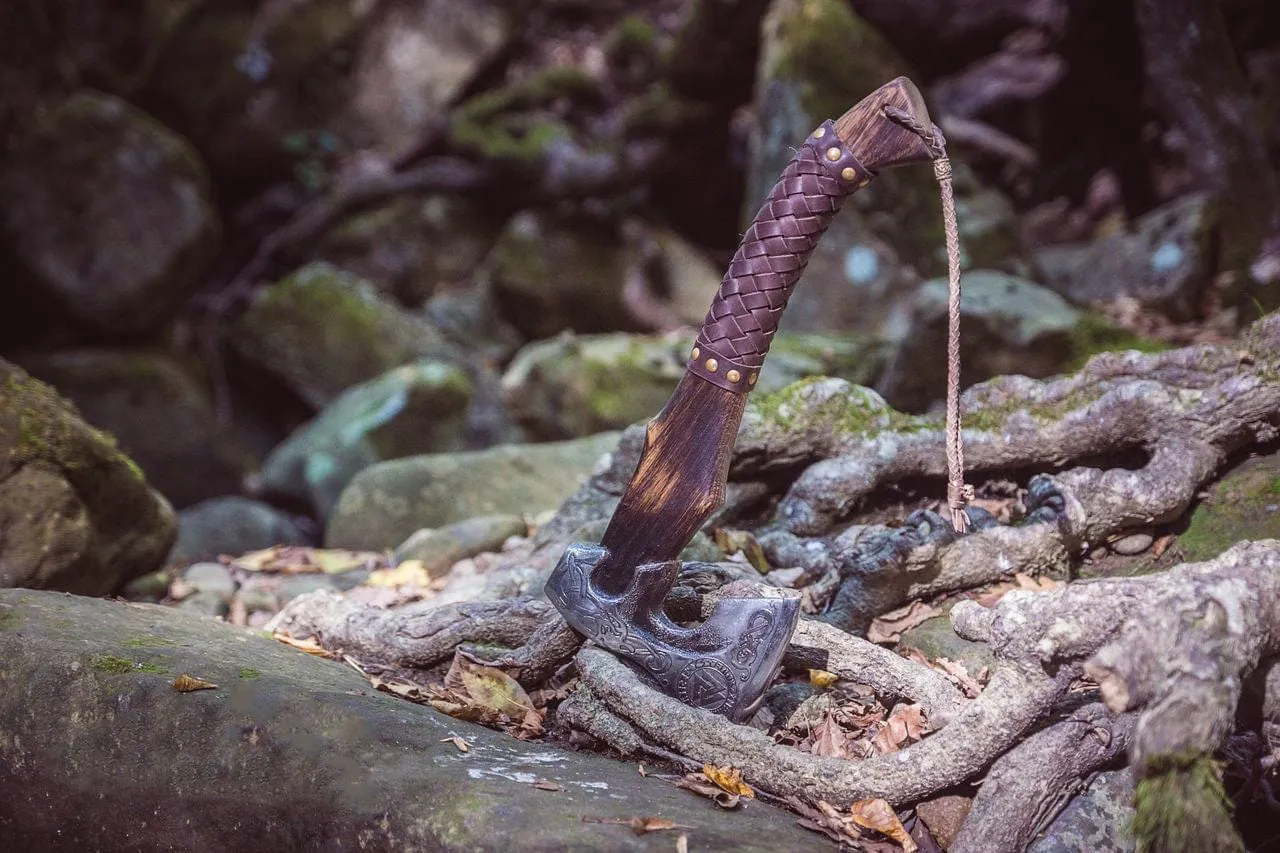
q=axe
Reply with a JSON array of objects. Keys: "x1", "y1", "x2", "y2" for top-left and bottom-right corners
[{"x1": 547, "y1": 78, "x2": 942, "y2": 722}]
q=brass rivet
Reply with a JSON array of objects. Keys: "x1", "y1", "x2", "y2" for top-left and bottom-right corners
[
  {"x1": 691, "y1": 347, "x2": 700, "y2": 360},
  {"x1": 813, "y1": 126, "x2": 826, "y2": 139},
  {"x1": 749, "y1": 373, "x2": 758, "y2": 385},
  {"x1": 841, "y1": 166, "x2": 857, "y2": 181},
  {"x1": 825, "y1": 147, "x2": 841, "y2": 162},
  {"x1": 726, "y1": 369, "x2": 741, "y2": 383},
  {"x1": 705, "y1": 358, "x2": 719, "y2": 373},
  {"x1": 856, "y1": 177, "x2": 870, "y2": 189}
]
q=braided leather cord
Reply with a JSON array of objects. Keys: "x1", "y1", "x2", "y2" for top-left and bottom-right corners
[{"x1": 688, "y1": 120, "x2": 872, "y2": 394}]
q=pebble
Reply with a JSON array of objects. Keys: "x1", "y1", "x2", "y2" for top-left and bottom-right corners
[
  {"x1": 183, "y1": 562, "x2": 237, "y2": 602},
  {"x1": 1110, "y1": 532, "x2": 1154, "y2": 556}
]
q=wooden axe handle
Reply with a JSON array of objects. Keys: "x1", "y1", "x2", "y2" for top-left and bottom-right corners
[{"x1": 594, "y1": 78, "x2": 935, "y2": 593}]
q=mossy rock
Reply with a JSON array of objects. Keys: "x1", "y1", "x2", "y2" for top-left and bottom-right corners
[
  {"x1": 232, "y1": 262, "x2": 455, "y2": 409},
  {"x1": 1177, "y1": 449, "x2": 1280, "y2": 563},
  {"x1": 0, "y1": 90, "x2": 220, "y2": 334},
  {"x1": 0, "y1": 359, "x2": 176, "y2": 594}
]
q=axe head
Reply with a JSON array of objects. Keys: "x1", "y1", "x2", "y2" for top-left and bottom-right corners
[{"x1": 546, "y1": 543, "x2": 801, "y2": 723}]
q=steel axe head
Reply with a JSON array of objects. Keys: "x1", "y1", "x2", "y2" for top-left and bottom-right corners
[{"x1": 546, "y1": 543, "x2": 801, "y2": 723}]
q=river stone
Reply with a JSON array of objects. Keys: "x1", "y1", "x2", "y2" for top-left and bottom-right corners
[
  {"x1": 897, "y1": 612, "x2": 997, "y2": 678},
  {"x1": 232, "y1": 262, "x2": 457, "y2": 409},
  {"x1": 171, "y1": 497, "x2": 313, "y2": 566},
  {"x1": 18, "y1": 349, "x2": 247, "y2": 508},
  {"x1": 395, "y1": 515, "x2": 529, "y2": 578},
  {"x1": 1028, "y1": 769, "x2": 1135, "y2": 852},
  {"x1": 0, "y1": 91, "x2": 220, "y2": 335},
  {"x1": 1034, "y1": 193, "x2": 1216, "y2": 320},
  {"x1": 261, "y1": 361, "x2": 472, "y2": 518},
  {"x1": 651, "y1": 227, "x2": 725, "y2": 326},
  {"x1": 877, "y1": 270, "x2": 1080, "y2": 412},
  {"x1": 327, "y1": 432, "x2": 621, "y2": 550},
  {"x1": 0, "y1": 360, "x2": 175, "y2": 595},
  {"x1": 0, "y1": 589, "x2": 830, "y2": 852},
  {"x1": 318, "y1": 195, "x2": 505, "y2": 307},
  {"x1": 484, "y1": 210, "x2": 641, "y2": 340}
]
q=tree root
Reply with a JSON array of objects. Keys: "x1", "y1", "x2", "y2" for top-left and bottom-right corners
[
  {"x1": 950, "y1": 703, "x2": 1134, "y2": 853},
  {"x1": 571, "y1": 540, "x2": 1280, "y2": 844}
]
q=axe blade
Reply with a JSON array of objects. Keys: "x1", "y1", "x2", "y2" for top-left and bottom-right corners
[{"x1": 546, "y1": 543, "x2": 801, "y2": 723}]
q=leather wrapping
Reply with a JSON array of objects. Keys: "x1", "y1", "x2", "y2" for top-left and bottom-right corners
[{"x1": 688, "y1": 120, "x2": 872, "y2": 394}]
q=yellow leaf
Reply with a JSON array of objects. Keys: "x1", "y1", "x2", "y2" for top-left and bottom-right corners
[
  {"x1": 171, "y1": 673, "x2": 217, "y2": 692},
  {"x1": 443, "y1": 653, "x2": 535, "y2": 719},
  {"x1": 701, "y1": 764, "x2": 755, "y2": 798},
  {"x1": 809, "y1": 669, "x2": 838, "y2": 688},
  {"x1": 440, "y1": 735, "x2": 470, "y2": 753},
  {"x1": 850, "y1": 798, "x2": 917, "y2": 852},
  {"x1": 272, "y1": 633, "x2": 334, "y2": 657},
  {"x1": 233, "y1": 545, "x2": 387, "y2": 575},
  {"x1": 366, "y1": 560, "x2": 431, "y2": 588}
]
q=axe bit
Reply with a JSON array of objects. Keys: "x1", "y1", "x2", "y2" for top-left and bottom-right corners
[{"x1": 546, "y1": 77, "x2": 939, "y2": 723}]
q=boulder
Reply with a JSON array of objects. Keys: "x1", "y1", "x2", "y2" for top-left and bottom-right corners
[
  {"x1": 649, "y1": 227, "x2": 726, "y2": 327},
  {"x1": 501, "y1": 331, "x2": 890, "y2": 440},
  {"x1": 19, "y1": 350, "x2": 247, "y2": 508},
  {"x1": 171, "y1": 498, "x2": 314, "y2": 566},
  {"x1": 0, "y1": 360, "x2": 175, "y2": 595},
  {"x1": 877, "y1": 270, "x2": 1080, "y2": 411},
  {"x1": 0, "y1": 91, "x2": 220, "y2": 335},
  {"x1": 318, "y1": 195, "x2": 505, "y2": 307},
  {"x1": 350, "y1": 0, "x2": 516, "y2": 155},
  {"x1": 1034, "y1": 193, "x2": 1216, "y2": 319},
  {"x1": 0, "y1": 590, "x2": 829, "y2": 852},
  {"x1": 484, "y1": 211, "x2": 640, "y2": 340},
  {"x1": 1029, "y1": 770, "x2": 1135, "y2": 853},
  {"x1": 395, "y1": 515, "x2": 529, "y2": 578},
  {"x1": 750, "y1": 0, "x2": 937, "y2": 334},
  {"x1": 327, "y1": 432, "x2": 621, "y2": 550},
  {"x1": 261, "y1": 361, "x2": 473, "y2": 518},
  {"x1": 232, "y1": 262, "x2": 457, "y2": 409}
]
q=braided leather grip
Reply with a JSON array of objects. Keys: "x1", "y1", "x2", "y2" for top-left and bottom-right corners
[{"x1": 688, "y1": 120, "x2": 872, "y2": 394}]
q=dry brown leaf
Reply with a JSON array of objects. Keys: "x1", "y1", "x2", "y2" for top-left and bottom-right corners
[
  {"x1": 889, "y1": 704, "x2": 927, "y2": 742},
  {"x1": 171, "y1": 673, "x2": 217, "y2": 692},
  {"x1": 1152, "y1": 533, "x2": 1175, "y2": 558},
  {"x1": 273, "y1": 633, "x2": 336, "y2": 657},
  {"x1": 638, "y1": 764, "x2": 648, "y2": 777},
  {"x1": 365, "y1": 560, "x2": 431, "y2": 588},
  {"x1": 812, "y1": 711, "x2": 848, "y2": 758},
  {"x1": 702, "y1": 764, "x2": 754, "y2": 798},
  {"x1": 1014, "y1": 572, "x2": 1062, "y2": 591},
  {"x1": 712, "y1": 529, "x2": 770, "y2": 573},
  {"x1": 809, "y1": 669, "x2": 838, "y2": 688},
  {"x1": 867, "y1": 601, "x2": 942, "y2": 644},
  {"x1": 933, "y1": 657, "x2": 983, "y2": 698},
  {"x1": 850, "y1": 798, "x2": 917, "y2": 852},
  {"x1": 534, "y1": 779, "x2": 562, "y2": 791},
  {"x1": 973, "y1": 582, "x2": 1016, "y2": 607},
  {"x1": 584, "y1": 816, "x2": 693, "y2": 835},
  {"x1": 440, "y1": 736, "x2": 470, "y2": 753},
  {"x1": 676, "y1": 774, "x2": 741, "y2": 809},
  {"x1": 233, "y1": 545, "x2": 387, "y2": 575},
  {"x1": 371, "y1": 675, "x2": 431, "y2": 702}
]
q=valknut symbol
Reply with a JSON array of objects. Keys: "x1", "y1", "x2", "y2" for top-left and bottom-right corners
[{"x1": 675, "y1": 660, "x2": 738, "y2": 714}]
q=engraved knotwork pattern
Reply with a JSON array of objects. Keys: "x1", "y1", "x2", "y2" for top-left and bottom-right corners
[
  {"x1": 675, "y1": 660, "x2": 738, "y2": 715},
  {"x1": 693, "y1": 124, "x2": 866, "y2": 375},
  {"x1": 730, "y1": 609, "x2": 775, "y2": 674}
]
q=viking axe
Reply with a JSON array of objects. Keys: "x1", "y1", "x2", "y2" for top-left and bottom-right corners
[{"x1": 547, "y1": 77, "x2": 942, "y2": 722}]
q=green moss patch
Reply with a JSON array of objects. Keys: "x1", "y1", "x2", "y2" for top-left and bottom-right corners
[
  {"x1": 0, "y1": 609, "x2": 23, "y2": 631},
  {"x1": 1178, "y1": 450, "x2": 1280, "y2": 562},
  {"x1": 238, "y1": 668, "x2": 262, "y2": 679},
  {"x1": 91, "y1": 654, "x2": 168, "y2": 675},
  {"x1": 122, "y1": 636, "x2": 178, "y2": 649},
  {"x1": 1133, "y1": 754, "x2": 1242, "y2": 853}
]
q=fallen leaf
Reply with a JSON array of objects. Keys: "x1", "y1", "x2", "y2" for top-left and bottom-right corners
[
  {"x1": 233, "y1": 545, "x2": 387, "y2": 575},
  {"x1": 440, "y1": 736, "x2": 470, "y2": 753},
  {"x1": 272, "y1": 633, "x2": 336, "y2": 657},
  {"x1": 812, "y1": 711, "x2": 848, "y2": 758},
  {"x1": 444, "y1": 654, "x2": 535, "y2": 718},
  {"x1": 713, "y1": 529, "x2": 770, "y2": 573},
  {"x1": 638, "y1": 764, "x2": 648, "y2": 777},
  {"x1": 534, "y1": 779, "x2": 562, "y2": 791},
  {"x1": 171, "y1": 673, "x2": 217, "y2": 692},
  {"x1": 973, "y1": 582, "x2": 1016, "y2": 607},
  {"x1": 582, "y1": 816, "x2": 693, "y2": 835},
  {"x1": 702, "y1": 764, "x2": 754, "y2": 798},
  {"x1": 1014, "y1": 572, "x2": 1062, "y2": 591},
  {"x1": 365, "y1": 560, "x2": 431, "y2": 588},
  {"x1": 676, "y1": 834, "x2": 688, "y2": 853},
  {"x1": 851, "y1": 798, "x2": 917, "y2": 852},
  {"x1": 872, "y1": 704, "x2": 927, "y2": 754},
  {"x1": 676, "y1": 774, "x2": 741, "y2": 809},
  {"x1": 868, "y1": 601, "x2": 942, "y2": 644},
  {"x1": 932, "y1": 657, "x2": 983, "y2": 698},
  {"x1": 1152, "y1": 534, "x2": 1175, "y2": 558},
  {"x1": 371, "y1": 675, "x2": 431, "y2": 702},
  {"x1": 809, "y1": 669, "x2": 839, "y2": 688}
]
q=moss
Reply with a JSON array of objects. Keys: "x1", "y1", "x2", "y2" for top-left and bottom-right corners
[
  {"x1": 253, "y1": 265, "x2": 386, "y2": 342},
  {"x1": 238, "y1": 668, "x2": 262, "y2": 679},
  {"x1": 122, "y1": 636, "x2": 178, "y2": 649},
  {"x1": 606, "y1": 14, "x2": 662, "y2": 64},
  {"x1": 91, "y1": 654, "x2": 168, "y2": 675},
  {"x1": 449, "y1": 67, "x2": 599, "y2": 166},
  {"x1": 1132, "y1": 754, "x2": 1243, "y2": 853},
  {"x1": 960, "y1": 385, "x2": 1107, "y2": 435},
  {"x1": 1177, "y1": 451, "x2": 1280, "y2": 561},
  {"x1": 0, "y1": 609, "x2": 23, "y2": 631},
  {"x1": 1064, "y1": 311, "x2": 1174, "y2": 372},
  {"x1": 748, "y1": 376, "x2": 927, "y2": 437}
]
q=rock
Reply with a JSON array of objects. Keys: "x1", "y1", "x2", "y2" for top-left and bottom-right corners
[
  {"x1": 750, "y1": 0, "x2": 938, "y2": 334},
  {"x1": 424, "y1": 284, "x2": 525, "y2": 365},
  {"x1": 260, "y1": 361, "x2": 473, "y2": 518},
  {"x1": 915, "y1": 795, "x2": 972, "y2": 850},
  {"x1": 171, "y1": 498, "x2": 313, "y2": 566},
  {"x1": 897, "y1": 612, "x2": 997, "y2": 678},
  {"x1": 0, "y1": 91, "x2": 220, "y2": 335},
  {"x1": 174, "y1": 590, "x2": 229, "y2": 619},
  {"x1": 327, "y1": 432, "x2": 621, "y2": 550},
  {"x1": 952, "y1": 165, "x2": 1021, "y2": 270},
  {"x1": 0, "y1": 359, "x2": 175, "y2": 595},
  {"x1": 395, "y1": 515, "x2": 529, "y2": 578},
  {"x1": 18, "y1": 350, "x2": 246, "y2": 508},
  {"x1": 318, "y1": 195, "x2": 505, "y2": 307},
  {"x1": 232, "y1": 262, "x2": 456, "y2": 409},
  {"x1": 181, "y1": 563, "x2": 236, "y2": 603},
  {"x1": 1177, "y1": 447, "x2": 1280, "y2": 563},
  {"x1": 650, "y1": 227, "x2": 725, "y2": 326},
  {"x1": 877, "y1": 270, "x2": 1080, "y2": 412},
  {"x1": 349, "y1": 0, "x2": 515, "y2": 155},
  {"x1": 0, "y1": 590, "x2": 828, "y2": 851},
  {"x1": 484, "y1": 211, "x2": 640, "y2": 340},
  {"x1": 1034, "y1": 193, "x2": 1216, "y2": 319},
  {"x1": 1110, "y1": 532, "x2": 1154, "y2": 556},
  {"x1": 1028, "y1": 769, "x2": 1135, "y2": 853},
  {"x1": 501, "y1": 330, "x2": 890, "y2": 440}
]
